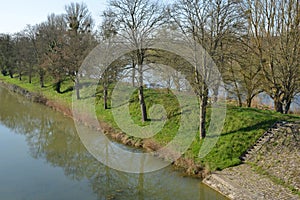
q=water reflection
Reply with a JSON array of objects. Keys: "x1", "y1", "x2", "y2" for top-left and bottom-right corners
[{"x1": 0, "y1": 86, "x2": 227, "y2": 200}]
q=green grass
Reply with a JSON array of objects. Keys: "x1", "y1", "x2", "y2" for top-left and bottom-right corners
[
  {"x1": 0, "y1": 75, "x2": 73, "y2": 107},
  {"x1": 193, "y1": 106, "x2": 299, "y2": 170},
  {"x1": 1, "y1": 75, "x2": 300, "y2": 171}
]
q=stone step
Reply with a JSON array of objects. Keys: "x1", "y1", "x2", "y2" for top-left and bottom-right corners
[
  {"x1": 241, "y1": 155, "x2": 251, "y2": 161},
  {"x1": 240, "y1": 122, "x2": 284, "y2": 163},
  {"x1": 252, "y1": 146, "x2": 261, "y2": 151},
  {"x1": 258, "y1": 138, "x2": 268, "y2": 143}
]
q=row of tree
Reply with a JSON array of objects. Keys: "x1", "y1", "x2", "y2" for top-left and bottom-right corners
[
  {"x1": 0, "y1": 0, "x2": 299, "y2": 139},
  {"x1": 0, "y1": 3, "x2": 97, "y2": 99}
]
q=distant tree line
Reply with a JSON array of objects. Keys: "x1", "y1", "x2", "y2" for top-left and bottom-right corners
[
  {"x1": 0, "y1": 2, "x2": 97, "y2": 98},
  {"x1": 0, "y1": 0, "x2": 299, "y2": 139}
]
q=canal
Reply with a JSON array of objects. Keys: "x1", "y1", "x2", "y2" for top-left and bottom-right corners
[{"x1": 0, "y1": 86, "x2": 227, "y2": 200}]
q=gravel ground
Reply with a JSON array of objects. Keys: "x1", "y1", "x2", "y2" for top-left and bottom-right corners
[{"x1": 203, "y1": 122, "x2": 300, "y2": 200}]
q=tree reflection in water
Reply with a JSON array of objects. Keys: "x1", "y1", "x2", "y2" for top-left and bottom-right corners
[{"x1": 0, "y1": 86, "x2": 226, "y2": 200}]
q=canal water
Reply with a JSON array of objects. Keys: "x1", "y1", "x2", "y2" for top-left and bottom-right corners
[{"x1": 0, "y1": 86, "x2": 227, "y2": 200}]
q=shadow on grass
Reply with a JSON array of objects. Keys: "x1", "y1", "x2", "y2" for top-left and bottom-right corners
[
  {"x1": 221, "y1": 119, "x2": 278, "y2": 137},
  {"x1": 61, "y1": 86, "x2": 74, "y2": 94}
]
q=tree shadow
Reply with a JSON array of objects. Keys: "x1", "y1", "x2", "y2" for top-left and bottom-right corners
[
  {"x1": 221, "y1": 119, "x2": 278, "y2": 137},
  {"x1": 229, "y1": 106, "x2": 274, "y2": 115},
  {"x1": 61, "y1": 86, "x2": 74, "y2": 94}
]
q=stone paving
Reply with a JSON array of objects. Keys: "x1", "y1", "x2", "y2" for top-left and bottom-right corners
[
  {"x1": 203, "y1": 164, "x2": 299, "y2": 200},
  {"x1": 203, "y1": 121, "x2": 300, "y2": 200}
]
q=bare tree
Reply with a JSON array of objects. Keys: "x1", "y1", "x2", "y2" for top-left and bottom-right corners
[
  {"x1": 35, "y1": 22, "x2": 53, "y2": 88},
  {"x1": 224, "y1": 35, "x2": 263, "y2": 107},
  {"x1": 99, "y1": 9, "x2": 118, "y2": 109},
  {"x1": 64, "y1": 2, "x2": 95, "y2": 99},
  {"x1": 107, "y1": 0, "x2": 165, "y2": 122},
  {"x1": 223, "y1": 59, "x2": 244, "y2": 107},
  {"x1": 242, "y1": 0, "x2": 300, "y2": 113},
  {"x1": 14, "y1": 32, "x2": 30, "y2": 81},
  {"x1": 275, "y1": 0, "x2": 300, "y2": 113},
  {"x1": 171, "y1": 0, "x2": 242, "y2": 138},
  {"x1": 22, "y1": 25, "x2": 41, "y2": 84}
]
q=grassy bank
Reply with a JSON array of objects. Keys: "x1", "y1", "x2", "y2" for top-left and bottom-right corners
[{"x1": 1, "y1": 75, "x2": 299, "y2": 172}]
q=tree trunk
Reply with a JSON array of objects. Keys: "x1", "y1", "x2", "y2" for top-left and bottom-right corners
[
  {"x1": 139, "y1": 85, "x2": 147, "y2": 122},
  {"x1": 174, "y1": 74, "x2": 180, "y2": 91},
  {"x1": 283, "y1": 99, "x2": 291, "y2": 114},
  {"x1": 237, "y1": 93, "x2": 243, "y2": 107},
  {"x1": 39, "y1": 73, "x2": 45, "y2": 88},
  {"x1": 274, "y1": 96, "x2": 283, "y2": 113},
  {"x1": 75, "y1": 76, "x2": 80, "y2": 100},
  {"x1": 1, "y1": 69, "x2": 7, "y2": 76},
  {"x1": 17, "y1": 62, "x2": 21, "y2": 80},
  {"x1": 230, "y1": 65, "x2": 242, "y2": 107},
  {"x1": 18, "y1": 63, "x2": 22, "y2": 80},
  {"x1": 247, "y1": 91, "x2": 262, "y2": 108},
  {"x1": 233, "y1": 83, "x2": 243, "y2": 107},
  {"x1": 138, "y1": 63, "x2": 147, "y2": 122},
  {"x1": 103, "y1": 84, "x2": 108, "y2": 109},
  {"x1": 132, "y1": 61, "x2": 136, "y2": 87},
  {"x1": 212, "y1": 81, "x2": 219, "y2": 103},
  {"x1": 246, "y1": 96, "x2": 253, "y2": 108},
  {"x1": 200, "y1": 84, "x2": 208, "y2": 139},
  {"x1": 28, "y1": 65, "x2": 32, "y2": 84},
  {"x1": 8, "y1": 70, "x2": 13, "y2": 78},
  {"x1": 54, "y1": 79, "x2": 62, "y2": 93}
]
